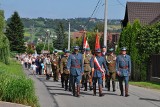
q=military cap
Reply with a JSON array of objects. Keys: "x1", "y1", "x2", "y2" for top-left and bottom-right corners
[
  {"x1": 95, "y1": 48, "x2": 101, "y2": 53},
  {"x1": 74, "y1": 46, "x2": 79, "y2": 50},
  {"x1": 109, "y1": 48, "x2": 114, "y2": 52},
  {"x1": 54, "y1": 49, "x2": 58, "y2": 53},
  {"x1": 65, "y1": 50, "x2": 70, "y2": 53},
  {"x1": 121, "y1": 47, "x2": 127, "y2": 51},
  {"x1": 102, "y1": 45, "x2": 106, "y2": 48},
  {"x1": 86, "y1": 48, "x2": 90, "y2": 51}
]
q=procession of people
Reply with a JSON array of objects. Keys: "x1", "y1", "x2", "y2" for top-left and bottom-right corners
[{"x1": 16, "y1": 45, "x2": 131, "y2": 98}]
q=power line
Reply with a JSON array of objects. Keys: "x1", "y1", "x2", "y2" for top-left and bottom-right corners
[{"x1": 83, "y1": 0, "x2": 102, "y2": 29}]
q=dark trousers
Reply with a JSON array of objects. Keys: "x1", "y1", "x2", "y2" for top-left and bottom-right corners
[
  {"x1": 118, "y1": 76, "x2": 129, "y2": 95},
  {"x1": 106, "y1": 72, "x2": 116, "y2": 91},
  {"x1": 24, "y1": 62, "x2": 27, "y2": 68}
]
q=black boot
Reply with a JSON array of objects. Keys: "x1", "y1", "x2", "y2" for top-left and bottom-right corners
[
  {"x1": 112, "y1": 81, "x2": 116, "y2": 92},
  {"x1": 65, "y1": 80, "x2": 68, "y2": 91},
  {"x1": 93, "y1": 84, "x2": 96, "y2": 96},
  {"x1": 107, "y1": 81, "x2": 110, "y2": 91},
  {"x1": 46, "y1": 74, "x2": 50, "y2": 80},
  {"x1": 72, "y1": 84, "x2": 75, "y2": 96},
  {"x1": 69, "y1": 81, "x2": 72, "y2": 91},
  {"x1": 120, "y1": 84, "x2": 124, "y2": 96},
  {"x1": 84, "y1": 83, "x2": 87, "y2": 91}
]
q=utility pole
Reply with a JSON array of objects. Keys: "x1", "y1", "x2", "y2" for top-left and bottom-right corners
[
  {"x1": 104, "y1": 0, "x2": 108, "y2": 48},
  {"x1": 46, "y1": 29, "x2": 50, "y2": 51},
  {"x1": 30, "y1": 24, "x2": 34, "y2": 43},
  {"x1": 68, "y1": 22, "x2": 71, "y2": 51}
]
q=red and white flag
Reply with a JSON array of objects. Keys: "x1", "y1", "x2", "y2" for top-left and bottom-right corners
[{"x1": 83, "y1": 32, "x2": 90, "y2": 49}]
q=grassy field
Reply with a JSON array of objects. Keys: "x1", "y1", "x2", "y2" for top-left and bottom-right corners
[
  {"x1": 130, "y1": 81, "x2": 160, "y2": 90},
  {"x1": 0, "y1": 59, "x2": 39, "y2": 107}
]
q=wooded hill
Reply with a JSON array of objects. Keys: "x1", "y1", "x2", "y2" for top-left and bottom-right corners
[{"x1": 6, "y1": 17, "x2": 121, "y2": 42}]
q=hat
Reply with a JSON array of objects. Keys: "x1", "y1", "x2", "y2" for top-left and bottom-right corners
[
  {"x1": 54, "y1": 49, "x2": 58, "y2": 53},
  {"x1": 86, "y1": 48, "x2": 90, "y2": 51},
  {"x1": 109, "y1": 48, "x2": 114, "y2": 52},
  {"x1": 65, "y1": 50, "x2": 70, "y2": 53},
  {"x1": 102, "y1": 45, "x2": 106, "y2": 48},
  {"x1": 74, "y1": 46, "x2": 79, "y2": 50},
  {"x1": 121, "y1": 47, "x2": 127, "y2": 51},
  {"x1": 95, "y1": 48, "x2": 101, "y2": 53}
]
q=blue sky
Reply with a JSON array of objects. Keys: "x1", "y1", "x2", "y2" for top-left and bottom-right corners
[{"x1": 0, "y1": 0, "x2": 160, "y2": 19}]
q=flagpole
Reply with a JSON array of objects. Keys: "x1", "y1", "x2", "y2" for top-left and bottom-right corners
[
  {"x1": 104, "y1": 0, "x2": 108, "y2": 48},
  {"x1": 68, "y1": 21, "x2": 71, "y2": 51}
]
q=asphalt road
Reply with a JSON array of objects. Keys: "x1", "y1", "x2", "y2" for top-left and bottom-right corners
[{"x1": 25, "y1": 68, "x2": 160, "y2": 107}]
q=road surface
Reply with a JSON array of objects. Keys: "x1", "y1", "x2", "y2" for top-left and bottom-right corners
[{"x1": 25, "y1": 68, "x2": 160, "y2": 107}]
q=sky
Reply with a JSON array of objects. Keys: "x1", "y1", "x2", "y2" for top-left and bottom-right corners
[{"x1": 0, "y1": 0, "x2": 160, "y2": 19}]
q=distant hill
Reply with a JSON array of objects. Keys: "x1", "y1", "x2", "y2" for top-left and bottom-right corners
[{"x1": 6, "y1": 17, "x2": 121, "y2": 42}]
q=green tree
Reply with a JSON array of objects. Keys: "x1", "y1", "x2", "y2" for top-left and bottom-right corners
[
  {"x1": 5, "y1": 11, "x2": 26, "y2": 53},
  {"x1": 54, "y1": 22, "x2": 66, "y2": 50},
  {"x1": 36, "y1": 42, "x2": 53, "y2": 54},
  {"x1": 0, "y1": 10, "x2": 10, "y2": 64}
]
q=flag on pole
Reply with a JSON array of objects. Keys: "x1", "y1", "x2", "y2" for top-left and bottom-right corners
[
  {"x1": 82, "y1": 32, "x2": 90, "y2": 49},
  {"x1": 95, "y1": 33, "x2": 100, "y2": 50}
]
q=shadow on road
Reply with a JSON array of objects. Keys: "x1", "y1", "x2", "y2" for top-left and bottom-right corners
[
  {"x1": 50, "y1": 92, "x2": 73, "y2": 96},
  {"x1": 139, "y1": 98, "x2": 160, "y2": 102}
]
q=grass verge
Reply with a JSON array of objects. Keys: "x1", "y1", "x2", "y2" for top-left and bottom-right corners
[
  {"x1": 0, "y1": 59, "x2": 39, "y2": 107},
  {"x1": 130, "y1": 81, "x2": 160, "y2": 90}
]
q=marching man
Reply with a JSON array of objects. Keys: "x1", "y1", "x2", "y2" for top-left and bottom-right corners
[{"x1": 90, "y1": 48, "x2": 109, "y2": 97}]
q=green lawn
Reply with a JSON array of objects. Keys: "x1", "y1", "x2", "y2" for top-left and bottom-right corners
[
  {"x1": 130, "y1": 81, "x2": 160, "y2": 90},
  {"x1": 0, "y1": 59, "x2": 39, "y2": 107},
  {"x1": 0, "y1": 59, "x2": 24, "y2": 76}
]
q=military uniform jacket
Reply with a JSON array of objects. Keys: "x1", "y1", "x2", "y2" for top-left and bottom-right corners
[
  {"x1": 60, "y1": 56, "x2": 69, "y2": 74},
  {"x1": 106, "y1": 54, "x2": 116, "y2": 72},
  {"x1": 90, "y1": 56, "x2": 108, "y2": 78},
  {"x1": 116, "y1": 54, "x2": 131, "y2": 77},
  {"x1": 84, "y1": 54, "x2": 92, "y2": 72},
  {"x1": 67, "y1": 52, "x2": 84, "y2": 76}
]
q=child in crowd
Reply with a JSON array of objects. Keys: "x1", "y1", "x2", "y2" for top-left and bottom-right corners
[
  {"x1": 31, "y1": 62, "x2": 37, "y2": 75},
  {"x1": 41, "y1": 62, "x2": 45, "y2": 75}
]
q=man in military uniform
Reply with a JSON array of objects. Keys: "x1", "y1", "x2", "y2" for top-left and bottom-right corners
[
  {"x1": 90, "y1": 48, "x2": 108, "y2": 97},
  {"x1": 106, "y1": 48, "x2": 116, "y2": 92},
  {"x1": 60, "y1": 50, "x2": 70, "y2": 91},
  {"x1": 44, "y1": 55, "x2": 52, "y2": 80},
  {"x1": 82, "y1": 48, "x2": 93, "y2": 91},
  {"x1": 51, "y1": 50, "x2": 60, "y2": 82},
  {"x1": 67, "y1": 46, "x2": 84, "y2": 97},
  {"x1": 101, "y1": 45, "x2": 107, "y2": 88},
  {"x1": 116, "y1": 47, "x2": 131, "y2": 97}
]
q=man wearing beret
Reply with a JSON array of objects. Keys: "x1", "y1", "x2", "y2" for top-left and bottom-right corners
[
  {"x1": 67, "y1": 46, "x2": 84, "y2": 97},
  {"x1": 90, "y1": 48, "x2": 108, "y2": 97},
  {"x1": 106, "y1": 48, "x2": 116, "y2": 92},
  {"x1": 116, "y1": 47, "x2": 131, "y2": 97}
]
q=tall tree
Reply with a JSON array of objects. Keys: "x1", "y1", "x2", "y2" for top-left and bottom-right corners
[
  {"x1": 54, "y1": 22, "x2": 66, "y2": 50},
  {"x1": 5, "y1": 11, "x2": 26, "y2": 53},
  {"x1": 0, "y1": 10, "x2": 10, "y2": 64}
]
